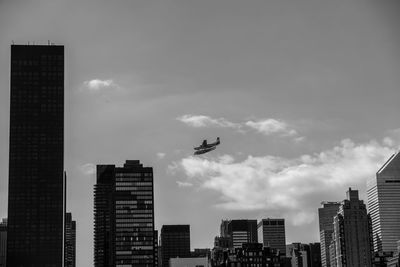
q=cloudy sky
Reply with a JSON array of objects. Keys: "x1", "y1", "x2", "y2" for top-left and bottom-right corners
[{"x1": 1, "y1": 0, "x2": 400, "y2": 265}]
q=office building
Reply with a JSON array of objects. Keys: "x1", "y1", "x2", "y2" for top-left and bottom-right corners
[
  {"x1": 160, "y1": 225, "x2": 190, "y2": 267},
  {"x1": 154, "y1": 230, "x2": 159, "y2": 267},
  {"x1": 65, "y1": 212, "x2": 76, "y2": 267},
  {"x1": 0, "y1": 219, "x2": 6, "y2": 267},
  {"x1": 225, "y1": 220, "x2": 257, "y2": 249},
  {"x1": 318, "y1": 202, "x2": 340, "y2": 267},
  {"x1": 94, "y1": 160, "x2": 155, "y2": 266},
  {"x1": 308, "y1": 242, "x2": 322, "y2": 267},
  {"x1": 7, "y1": 44, "x2": 64, "y2": 266},
  {"x1": 257, "y1": 218, "x2": 286, "y2": 256},
  {"x1": 288, "y1": 243, "x2": 309, "y2": 267},
  {"x1": 331, "y1": 188, "x2": 373, "y2": 267},
  {"x1": 367, "y1": 152, "x2": 400, "y2": 253}
]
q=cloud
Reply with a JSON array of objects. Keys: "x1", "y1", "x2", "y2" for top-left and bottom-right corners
[
  {"x1": 177, "y1": 114, "x2": 302, "y2": 140},
  {"x1": 169, "y1": 138, "x2": 397, "y2": 226},
  {"x1": 79, "y1": 163, "x2": 96, "y2": 175},
  {"x1": 83, "y1": 79, "x2": 119, "y2": 91},
  {"x1": 176, "y1": 181, "x2": 194, "y2": 187},
  {"x1": 245, "y1": 119, "x2": 298, "y2": 137},
  {"x1": 177, "y1": 115, "x2": 241, "y2": 129},
  {"x1": 157, "y1": 152, "x2": 166, "y2": 159}
]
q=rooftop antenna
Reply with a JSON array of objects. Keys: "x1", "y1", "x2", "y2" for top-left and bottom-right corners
[{"x1": 48, "y1": 40, "x2": 50, "y2": 45}]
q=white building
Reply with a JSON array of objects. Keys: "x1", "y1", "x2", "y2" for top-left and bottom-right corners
[{"x1": 367, "y1": 152, "x2": 400, "y2": 253}]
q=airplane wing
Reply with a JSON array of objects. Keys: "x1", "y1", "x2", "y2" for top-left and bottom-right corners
[{"x1": 194, "y1": 146, "x2": 216, "y2": 155}]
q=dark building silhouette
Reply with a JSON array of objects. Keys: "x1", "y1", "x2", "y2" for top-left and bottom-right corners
[
  {"x1": 65, "y1": 212, "x2": 76, "y2": 267},
  {"x1": 154, "y1": 230, "x2": 159, "y2": 267},
  {"x1": 94, "y1": 160, "x2": 156, "y2": 266},
  {"x1": 214, "y1": 243, "x2": 289, "y2": 267},
  {"x1": 308, "y1": 242, "x2": 321, "y2": 267},
  {"x1": 330, "y1": 188, "x2": 373, "y2": 267},
  {"x1": 228, "y1": 220, "x2": 258, "y2": 249},
  {"x1": 161, "y1": 225, "x2": 190, "y2": 267},
  {"x1": 318, "y1": 202, "x2": 340, "y2": 267},
  {"x1": 0, "y1": 219, "x2": 6, "y2": 267},
  {"x1": 7, "y1": 44, "x2": 64, "y2": 266},
  {"x1": 258, "y1": 219, "x2": 286, "y2": 256}
]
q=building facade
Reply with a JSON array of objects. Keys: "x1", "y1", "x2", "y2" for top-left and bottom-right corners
[
  {"x1": 65, "y1": 212, "x2": 76, "y2": 267},
  {"x1": 228, "y1": 220, "x2": 257, "y2": 250},
  {"x1": 331, "y1": 188, "x2": 373, "y2": 267},
  {"x1": 94, "y1": 160, "x2": 156, "y2": 266},
  {"x1": 7, "y1": 44, "x2": 65, "y2": 266},
  {"x1": 318, "y1": 202, "x2": 340, "y2": 267},
  {"x1": 367, "y1": 152, "x2": 400, "y2": 253},
  {"x1": 0, "y1": 219, "x2": 6, "y2": 267},
  {"x1": 257, "y1": 219, "x2": 286, "y2": 256},
  {"x1": 160, "y1": 225, "x2": 191, "y2": 267}
]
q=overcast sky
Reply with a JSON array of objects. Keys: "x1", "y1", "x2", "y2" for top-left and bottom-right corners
[{"x1": 1, "y1": 0, "x2": 400, "y2": 266}]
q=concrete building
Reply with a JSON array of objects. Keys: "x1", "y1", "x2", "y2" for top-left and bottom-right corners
[
  {"x1": 0, "y1": 219, "x2": 6, "y2": 267},
  {"x1": 318, "y1": 202, "x2": 340, "y2": 267},
  {"x1": 257, "y1": 218, "x2": 286, "y2": 256},
  {"x1": 65, "y1": 213, "x2": 76, "y2": 267},
  {"x1": 7, "y1": 44, "x2": 65, "y2": 266},
  {"x1": 161, "y1": 225, "x2": 191, "y2": 267},
  {"x1": 367, "y1": 152, "x2": 400, "y2": 253},
  {"x1": 331, "y1": 188, "x2": 373, "y2": 267},
  {"x1": 94, "y1": 160, "x2": 156, "y2": 266}
]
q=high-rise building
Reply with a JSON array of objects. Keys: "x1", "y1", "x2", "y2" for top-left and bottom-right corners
[
  {"x1": 160, "y1": 225, "x2": 191, "y2": 267},
  {"x1": 331, "y1": 188, "x2": 373, "y2": 267},
  {"x1": 7, "y1": 44, "x2": 64, "y2": 266},
  {"x1": 0, "y1": 219, "x2": 6, "y2": 267},
  {"x1": 227, "y1": 220, "x2": 257, "y2": 250},
  {"x1": 288, "y1": 243, "x2": 309, "y2": 267},
  {"x1": 94, "y1": 160, "x2": 155, "y2": 266},
  {"x1": 257, "y1": 218, "x2": 286, "y2": 256},
  {"x1": 65, "y1": 212, "x2": 76, "y2": 267},
  {"x1": 318, "y1": 202, "x2": 340, "y2": 267},
  {"x1": 308, "y1": 242, "x2": 322, "y2": 267},
  {"x1": 367, "y1": 152, "x2": 400, "y2": 253}
]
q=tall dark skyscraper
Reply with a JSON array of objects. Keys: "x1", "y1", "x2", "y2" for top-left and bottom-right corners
[
  {"x1": 318, "y1": 202, "x2": 340, "y2": 267},
  {"x1": 331, "y1": 188, "x2": 373, "y2": 267},
  {"x1": 65, "y1": 212, "x2": 76, "y2": 267},
  {"x1": 0, "y1": 219, "x2": 6, "y2": 267},
  {"x1": 227, "y1": 220, "x2": 258, "y2": 249},
  {"x1": 160, "y1": 225, "x2": 191, "y2": 267},
  {"x1": 7, "y1": 45, "x2": 64, "y2": 266},
  {"x1": 94, "y1": 160, "x2": 155, "y2": 266}
]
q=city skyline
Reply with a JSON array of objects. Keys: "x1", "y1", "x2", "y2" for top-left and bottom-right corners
[{"x1": 1, "y1": 1, "x2": 400, "y2": 266}]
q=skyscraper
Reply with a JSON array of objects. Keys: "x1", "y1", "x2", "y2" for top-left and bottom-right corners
[
  {"x1": 331, "y1": 188, "x2": 373, "y2": 267},
  {"x1": 65, "y1": 212, "x2": 76, "y2": 267},
  {"x1": 227, "y1": 220, "x2": 258, "y2": 249},
  {"x1": 0, "y1": 219, "x2": 6, "y2": 267},
  {"x1": 160, "y1": 225, "x2": 190, "y2": 267},
  {"x1": 7, "y1": 44, "x2": 64, "y2": 266},
  {"x1": 94, "y1": 160, "x2": 156, "y2": 266},
  {"x1": 257, "y1": 218, "x2": 286, "y2": 256},
  {"x1": 367, "y1": 152, "x2": 400, "y2": 253},
  {"x1": 318, "y1": 202, "x2": 340, "y2": 267}
]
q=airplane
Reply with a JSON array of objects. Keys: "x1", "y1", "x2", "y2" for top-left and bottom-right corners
[
  {"x1": 193, "y1": 137, "x2": 220, "y2": 155},
  {"x1": 194, "y1": 137, "x2": 220, "y2": 150}
]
